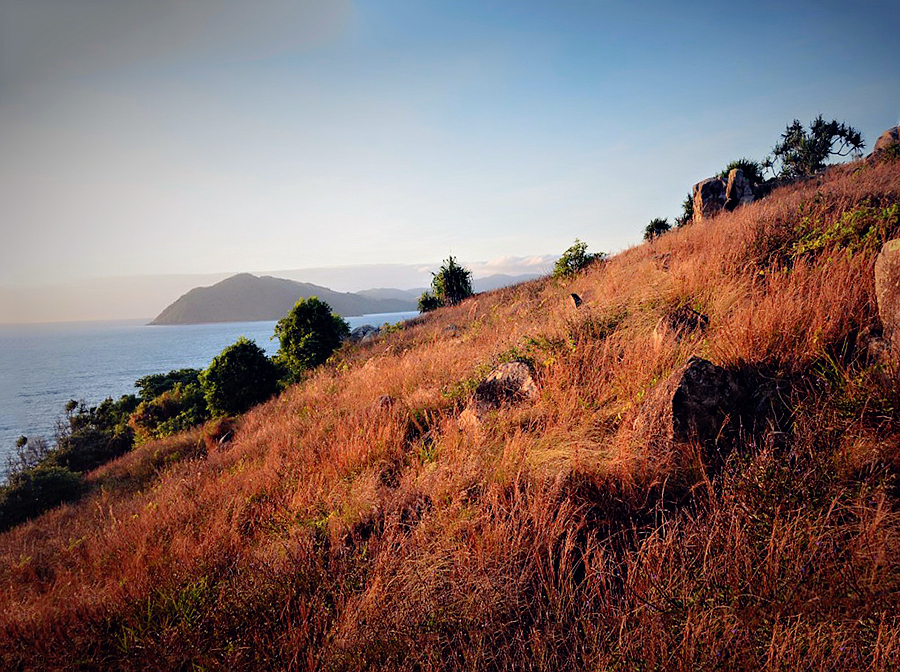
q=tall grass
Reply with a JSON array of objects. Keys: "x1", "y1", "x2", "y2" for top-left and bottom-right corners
[{"x1": 2, "y1": 158, "x2": 900, "y2": 669}]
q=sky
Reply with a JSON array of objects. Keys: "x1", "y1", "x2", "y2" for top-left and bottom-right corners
[{"x1": 1, "y1": 0, "x2": 899, "y2": 321}]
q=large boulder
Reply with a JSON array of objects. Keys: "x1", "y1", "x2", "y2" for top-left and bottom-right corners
[
  {"x1": 349, "y1": 324, "x2": 380, "y2": 344},
  {"x1": 692, "y1": 176, "x2": 728, "y2": 222},
  {"x1": 873, "y1": 126, "x2": 900, "y2": 155},
  {"x1": 874, "y1": 239, "x2": 900, "y2": 361},
  {"x1": 460, "y1": 361, "x2": 539, "y2": 430},
  {"x1": 634, "y1": 356, "x2": 742, "y2": 449},
  {"x1": 724, "y1": 168, "x2": 755, "y2": 211}
]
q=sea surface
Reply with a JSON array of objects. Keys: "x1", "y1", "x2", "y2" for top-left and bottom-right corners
[{"x1": 0, "y1": 312, "x2": 417, "y2": 468}]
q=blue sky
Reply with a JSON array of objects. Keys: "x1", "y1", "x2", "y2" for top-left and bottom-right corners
[{"x1": 1, "y1": 0, "x2": 898, "y2": 316}]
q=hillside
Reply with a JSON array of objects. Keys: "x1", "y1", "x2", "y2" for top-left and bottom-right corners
[
  {"x1": 150, "y1": 273, "x2": 416, "y2": 324},
  {"x1": 2, "y1": 156, "x2": 900, "y2": 669}
]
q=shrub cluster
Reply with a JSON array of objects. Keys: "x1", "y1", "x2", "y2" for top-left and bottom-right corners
[{"x1": 418, "y1": 256, "x2": 474, "y2": 312}]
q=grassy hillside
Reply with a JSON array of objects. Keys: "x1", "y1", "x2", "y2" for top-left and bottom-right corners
[{"x1": 3, "y1": 157, "x2": 900, "y2": 670}]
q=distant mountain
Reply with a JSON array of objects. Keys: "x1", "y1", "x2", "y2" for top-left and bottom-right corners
[{"x1": 150, "y1": 274, "x2": 417, "y2": 325}]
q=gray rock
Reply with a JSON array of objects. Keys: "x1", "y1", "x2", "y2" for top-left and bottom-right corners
[
  {"x1": 873, "y1": 126, "x2": 900, "y2": 155},
  {"x1": 875, "y1": 239, "x2": 900, "y2": 361},
  {"x1": 670, "y1": 357, "x2": 742, "y2": 445},
  {"x1": 652, "y1": 306, "x2": 709, "y2": 345},
  {"x1": 724, "y1": 168, "x2": 755, "y2": 211},
  {"x1": 349, "y1": 324, "x2": 380, "y2": 343},
  {"x1": 634, "y1": 356, "x2": 741, "y2": 449},
  {"x1": 692, "y1": 176, "x2": 728, "y2": 222},
  {"x1": 460, "y1": 361, "x2": 539, "y2": 430}
]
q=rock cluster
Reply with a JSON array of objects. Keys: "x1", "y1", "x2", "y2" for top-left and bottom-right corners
[
  {"x1": 349, "y1": 324, "x2": 380, "y2": 344},
  {"x1": 692, "y1": 168, "x2": 764, "y2": 223}
]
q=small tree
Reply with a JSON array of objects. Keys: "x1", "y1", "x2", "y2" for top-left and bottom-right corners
[
  {"x1": 675, "y1": 193, "x2": 693, "y2": 228},
  {"x1": 432, "y1": 256, "x2": 473, "y2": 306},
  {"x1": 553, "y1": 239, "x2": 605, "y2": 279},
  {"x1": 200, "y1": 337, "x2": 279, "y2": 416},
  {"x1": 274, "y1": 297, "x2": 350, "y2": 378},
  {"x1": 418, "y1": 256, "x2": 474, "y2": 312},
  {"x1": 764, "y1": 115, "x2": 864, "y2": 179},
  {"x1": 644, "y1": 217, "x2": 671, "y2": 241}
]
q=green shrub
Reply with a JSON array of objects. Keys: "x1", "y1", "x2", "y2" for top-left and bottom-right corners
[
  {"x1": 644, "y1": 217, "x2": 671, "y2": 241},
  {"x1": 764, "y1": 115, "x2": 864, "y2": 179},
  {"x1": 417, "y1": 256, "x2": 475, "y2": 312},
  {"x1": 432, "y1": 256, "x2": 473, "y2": 306},
  {"x1": 274, "y1": 297, "x2": 350, "y2": 378},
  {"x1": 417, "y1": 291, "x2": 442, "y2": 313},
  {"x1": 718, "y1": 158, "x2": 764, "y2": 185},
  {"x1": 552, "y1": 239, "x2": 605, "y2": 279},
  {"x1": 0, "y1": 466, "x2": 83, "y2": 532},
  {"x1": 129, "y1": 383, "x2": 210, "y2": 443},
  {"x1": 676, "y1": 193, "x2": 693, "y2": 227},
  {"x1": 135, "y1": 369, "x2": 202, "y2": 400},
  {"x1": 200, "y1": 337, "x2": 280, "y2": 416}
]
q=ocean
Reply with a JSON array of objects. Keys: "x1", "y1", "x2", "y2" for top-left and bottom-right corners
[{"x1": 0, "y1": 312, "x2": 417, "y2": 468}]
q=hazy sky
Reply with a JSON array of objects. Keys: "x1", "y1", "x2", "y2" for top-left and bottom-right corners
[{"x1": 1, "y1": 0, "x2": 899, "y2": 302}]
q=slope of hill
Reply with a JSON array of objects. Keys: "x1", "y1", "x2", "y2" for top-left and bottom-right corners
[
  {"x1": 149, "y1": 273, "x2": 417, "y2": 324},
  {"x1": 3, "y1": 157, "x2": 900, "y2": 669}
]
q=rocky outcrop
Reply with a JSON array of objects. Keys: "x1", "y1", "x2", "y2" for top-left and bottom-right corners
[
  {"x1": 875, "y1": 239, "x2": 900, "y2": 362},
  {"x1": 652, "y1": 306, "x2": 709, "y2": 347},
  {"x1": 873, "y1": 126, "x2": 900, "y2": 156},
  {"x1": 725, "y1": 169, "x2": 755, "y2": 211},
  {"x1": 692, "y1": 176, "x2": 728, "y2": 222},
  {"x1": 570, "y1": 293, "x2": 583, "y2": 308},
  {"x1": 460, "y1": 361, "x2": 538, "y2": 430},
  {"x1": 693, "y1": 168, "x2": 766, "y2": 222},
  {"x1": 349, "y1": 324, "x2": 380, "y2": 344}
]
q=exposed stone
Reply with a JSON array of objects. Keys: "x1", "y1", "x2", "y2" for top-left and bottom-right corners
[
  {"x1": 442, "y1": 324, "x2": 458, "y2": 337},
  {"x1": 460, "y1": 361, "x2": 539, "y2": 429},
  {"x1": 373, "y1": 395, "x2": 396, "y2": 411},
  {"x1": 349, "y1": 324, "x2": 379, "y2": 343},
  {"x1": 873, "y1": 126, "x2": 900, "y2": 155},
  {"x1": 652, "y1": 306, "x2": 709, "y2": 346},
  {"x1": 634, "y1": 356, "x2": 742, "y2": 449},
  {"x1": 692, "y1": 176, "x2": 728, "y2": 222},
  {"x1": 724, "y1": 168, "x2": 755, "y2": 211},
  {"x1": 570, "y1": 293, "x2": 583, "y2": 308},
  {"x1": 875, "y1": 239, "x2": 900, "y2": 361}
]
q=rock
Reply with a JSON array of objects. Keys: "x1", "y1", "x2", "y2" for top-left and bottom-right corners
[
  {"x1": 442, "y1": 324, "x2": 458, "y2": 337},
  {"x1": 570, "y1": 293, "x2": 583, "y2": 308},
  {"x1": 349, "y1": 324, "x2": 379, "y2": 343},
  {"x1": 875, "y1": 239, "x2": 900, "y2": 361},
  {"x1": 634, "y1": 356, "x2": 742, "y2": 449},
  {"x1": 461, "y1": 361, "x2": 539, "y2": 429},
  {"x1": 724, "y1": 168, "x2": 755, "y2": 211},
  {"x1": 373, "y1": 395, "x2": 396, "y2": 411},
  {"x1": 692, "y1": 176, "x2": 728, "y2": 222},
  {"x1": 652, "y1": 306, "x2": 709, "y2": 346},
  {"x1": 873, "y1": 126, "x2": 900, "y2": 155}
]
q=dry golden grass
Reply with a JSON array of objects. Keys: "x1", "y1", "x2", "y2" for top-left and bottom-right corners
[{"x1": 2, "y1": 157, "x2": 900, "y2": 670}]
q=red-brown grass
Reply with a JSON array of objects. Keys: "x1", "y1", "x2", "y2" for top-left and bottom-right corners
[{"x1": 2, "y1": 157, "x2": 900, "y2": 670}]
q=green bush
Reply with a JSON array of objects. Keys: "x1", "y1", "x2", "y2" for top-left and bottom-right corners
[
  {"x1": 129, "y1": 383, "x2": 210, "y2": 443},
  {"x1": 274, "y1": 297, "x2": 350, "y2": 378},
  {"x1": 676, "y1": 193, "x2": 693, "y2": 227},
  {"x1": 764, "y1": 115, "x2": 864, "y2": 179},
  {"x1": 200, "y1": 337, "x2": 280, "y2": 416},
  {"x1": 552, "y1": 239, "x2": 605, "y2": 279},
  {"x1": 417, "y1": 291, "x2": 442, "y2": 313},
  {"x1": 644, "y1": 217, "x2": 671, "y2": 241},
  {"x1": 718, "y1": 158, "x2": 764, "y2": 185},
  {"x1": 417, "y1": 256, "x2": 475, "y2": 312},
  {"x1": 135, "y1": 369, "x2": 202, "y2": 400},
  {"x1": 0, "y1": 466, "x2": 83, "y2": 532}
]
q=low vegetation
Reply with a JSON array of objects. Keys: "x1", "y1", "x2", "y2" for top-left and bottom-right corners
[
  {"x1": 552, "y1": 239, "x2": 605, "y2": 279},
  {"x1": 418, "y1": 256, "x2": 475, "y2": 312},
  {"x1": 2, "y1": 153, "x2": 900, "y2": 669}
]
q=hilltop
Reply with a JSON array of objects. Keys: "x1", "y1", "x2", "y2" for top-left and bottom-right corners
[
  {"x1": 2, "y1": 155, "x2": 900, "y2": 669},
  {"x1": 149, "y1": 273, "x2": 417, "y2": 324}
]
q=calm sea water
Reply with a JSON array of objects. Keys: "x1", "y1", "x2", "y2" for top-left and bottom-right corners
[{"x1": 0, "y1": 312, "x2": 417, "y2": 465}]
